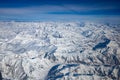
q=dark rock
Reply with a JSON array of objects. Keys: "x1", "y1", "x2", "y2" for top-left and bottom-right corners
[
  {"x1": 93, "y1": 38, "x2": 110, "y2": 50},
  {"x1": 0, "y1": 72, "x2": 2, "y2": 80}
]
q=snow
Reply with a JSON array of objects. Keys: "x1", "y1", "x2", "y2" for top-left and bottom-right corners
[{"x1": 0, "y1": 22, "x2": 120, "y2": 80}]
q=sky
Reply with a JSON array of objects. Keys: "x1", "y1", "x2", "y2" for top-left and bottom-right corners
[{"x1": 0, "y1": 0, "x2": 120, "y2": 22}]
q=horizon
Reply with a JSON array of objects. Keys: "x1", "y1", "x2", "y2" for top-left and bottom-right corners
[{"x1": 0, "y1": 0, "x2": 120, "y2": 23}]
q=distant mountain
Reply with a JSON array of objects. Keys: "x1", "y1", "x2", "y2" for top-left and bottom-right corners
[{"x1": 0, "y1": 22, "x2": 120, "y2": 80}]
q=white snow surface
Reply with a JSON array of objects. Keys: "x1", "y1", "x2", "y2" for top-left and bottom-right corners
[{"x1": 0, "y1": 22, "x2": 120, "y2": 80}]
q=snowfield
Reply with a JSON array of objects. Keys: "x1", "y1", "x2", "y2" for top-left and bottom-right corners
[{"x1": 0, "y1": 22, "x2": 120, "y2": 80}]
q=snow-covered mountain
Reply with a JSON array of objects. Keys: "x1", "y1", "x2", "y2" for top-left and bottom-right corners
[{"x1": 0, "y1": 22, "x2": 120, "y2": 80}]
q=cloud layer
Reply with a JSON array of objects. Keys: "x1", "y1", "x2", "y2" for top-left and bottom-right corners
[{"x1": 0, "y1": 0, "x2": 120, "y2": 22}]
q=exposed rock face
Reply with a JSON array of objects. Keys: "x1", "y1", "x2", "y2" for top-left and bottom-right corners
[
  {"x1": 46, "y1": 64, "x2": 120, "y2": 80},
  {"x1": 0, "y1": 22, "x2": 120, "y2": 80},
  {"x1": 0, "y1": 71, "x2": 2, "y2": 80}
]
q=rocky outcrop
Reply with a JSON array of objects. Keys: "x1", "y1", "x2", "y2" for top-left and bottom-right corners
[{"x1": 0, "y1": 71, "x2": 2, "y2": 80}]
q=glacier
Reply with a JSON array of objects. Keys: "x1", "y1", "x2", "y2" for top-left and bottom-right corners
[{"x1": 0, "y1": 22, "x2": 120, "y2": 80}]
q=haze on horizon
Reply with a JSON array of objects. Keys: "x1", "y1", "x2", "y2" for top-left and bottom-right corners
[{"x1": 0, "y1": 0, "x2": 120, "y2": 23}]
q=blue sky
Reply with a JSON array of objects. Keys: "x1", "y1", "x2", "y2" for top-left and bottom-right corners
[{"x1": 0, "y1": 0, "x2": 120, "y2": 22}]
